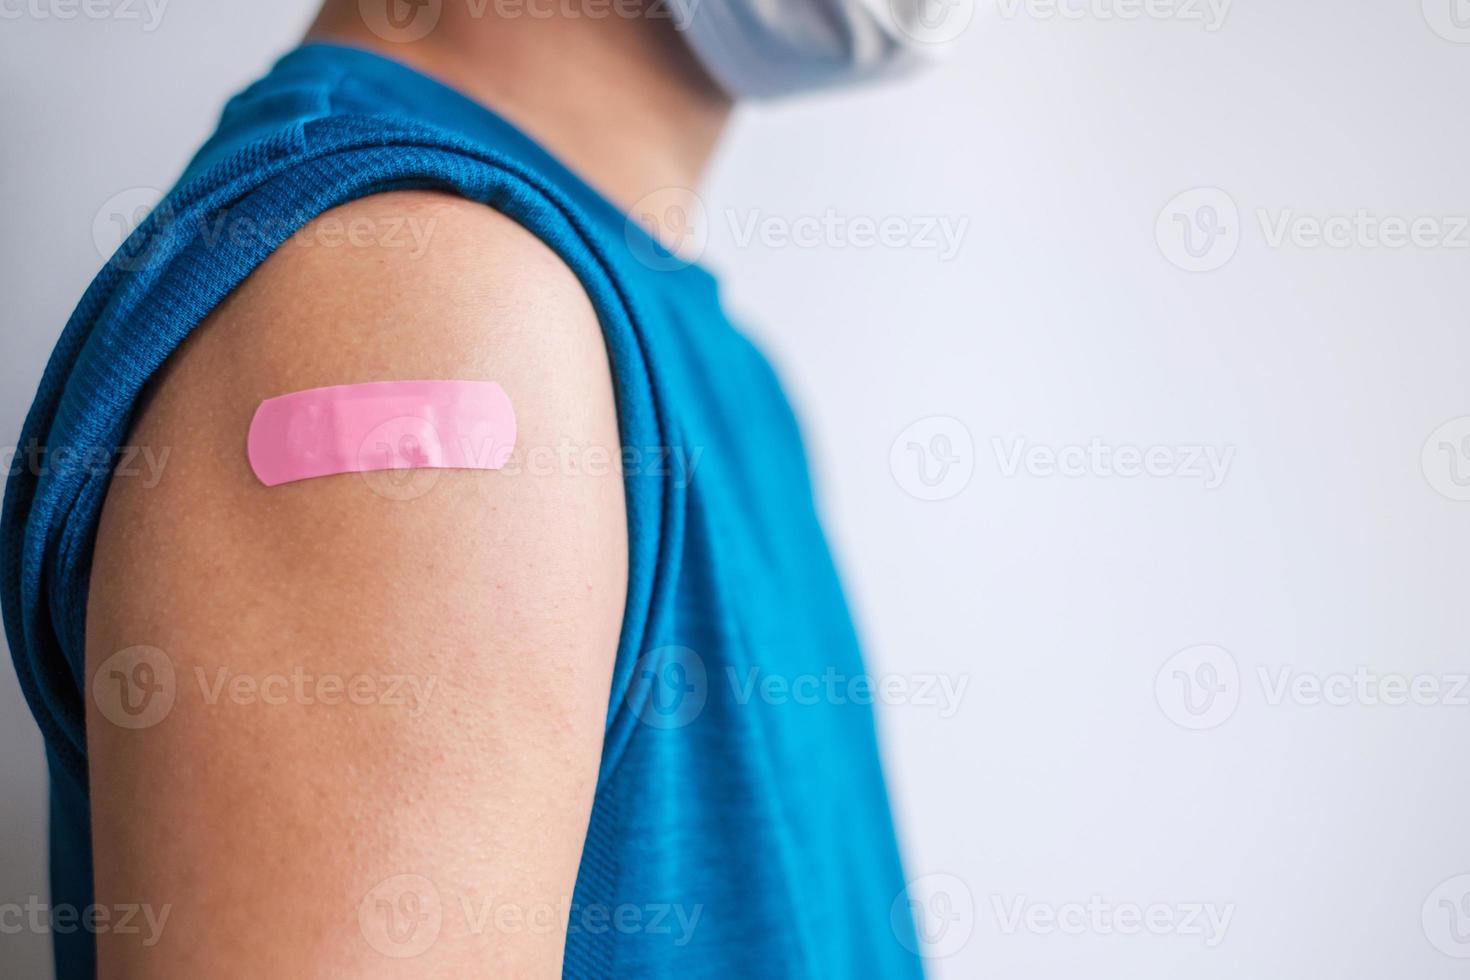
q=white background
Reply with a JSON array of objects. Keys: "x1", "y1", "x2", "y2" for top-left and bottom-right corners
[{"x1": 4, "y1": 1, "x2": 1470, "y2": 976}]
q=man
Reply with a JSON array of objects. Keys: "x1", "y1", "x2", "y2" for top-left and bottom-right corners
[{"x1": 4, "y1": 1, "x2": 950, "y2": 975}]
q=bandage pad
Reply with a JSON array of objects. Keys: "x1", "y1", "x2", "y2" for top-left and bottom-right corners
[{"x1": 248, "y1": 380, "x2": 517, "y2": 488}]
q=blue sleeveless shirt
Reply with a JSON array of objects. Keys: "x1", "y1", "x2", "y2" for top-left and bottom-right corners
[{"x1": 2, "y1": 43, "x2": 923, "y2": 979}]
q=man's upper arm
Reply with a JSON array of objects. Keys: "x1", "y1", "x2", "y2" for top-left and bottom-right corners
[{"x1": 84, "y1": 191, "x2": 628, "y2": 978}]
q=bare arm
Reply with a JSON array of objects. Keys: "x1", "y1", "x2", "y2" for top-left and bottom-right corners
[{"x1": 85, "y1": 191, "x2": 627, "y2": 978}]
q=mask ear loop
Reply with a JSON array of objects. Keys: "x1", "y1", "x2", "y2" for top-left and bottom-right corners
[{"x1": 248, "y1": 380, "x2": 517, "y2": 488}]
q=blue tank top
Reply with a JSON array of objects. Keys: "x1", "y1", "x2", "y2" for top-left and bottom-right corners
[{"x1": 2, "y1": 42, "x2": 923, "y2": 979}]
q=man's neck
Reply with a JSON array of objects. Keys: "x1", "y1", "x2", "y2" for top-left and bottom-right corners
[{"x1": 308, "y1": 1, "x2": 732, "y2": 212}]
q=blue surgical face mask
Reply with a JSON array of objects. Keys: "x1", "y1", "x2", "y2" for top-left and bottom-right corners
[{"x1": 674, "y1": 0, "x2": 961, "y2": 99}]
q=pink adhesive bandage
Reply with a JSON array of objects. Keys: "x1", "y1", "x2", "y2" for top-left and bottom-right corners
[{"x1": 248, "y1": 380, "x2": 517, "y2": 488}]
